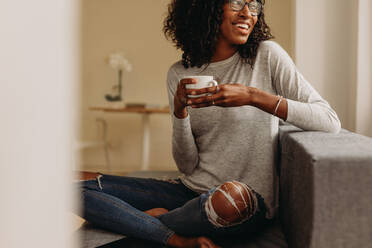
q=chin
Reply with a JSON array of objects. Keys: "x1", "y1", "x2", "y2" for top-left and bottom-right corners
[{"x1": 233, "y1": 37, "x2": 249, "y2": 45}]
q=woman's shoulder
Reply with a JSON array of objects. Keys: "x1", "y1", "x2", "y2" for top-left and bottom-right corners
[
  {"x1": 168, "y1": 60, "x2": 185, "y2": 75},
  {"x1": 168, "y1": 60, "x2": 202, "y2": 79},
  {"x1": 258, "y1": 40, "x2": 288, "y2": 56},
  {"x1": 167, "y1": 60, "x2": 188, "y2": 87},
  {"x1": 256, "y1": 40, "x2": 294, "y2": 67},
  {"x1": 166, "y1": 60, "x2": 182, "y2": 82}
]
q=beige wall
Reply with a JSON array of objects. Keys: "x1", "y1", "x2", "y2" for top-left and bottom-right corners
[
  {"x1": 294, "y1": 0, "x2": 359, "y2": 132},
  {"x1": 79, "y1": 0, "x2": 294, "y2": 173},
  {"x1": 80, "y1": 0, "x2": 180, "y2": 173},
  {"x1": 265, "y1": 0, "x2": 295, "y2": 59}
]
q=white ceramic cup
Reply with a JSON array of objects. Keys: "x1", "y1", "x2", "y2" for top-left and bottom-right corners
[{"x1": 183, "y1": 76, "x2": 218, "y2": 98}]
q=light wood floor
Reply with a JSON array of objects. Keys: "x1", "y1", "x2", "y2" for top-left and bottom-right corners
[
  {"x1": 74, "y1": 171, "x2": 101, "y2": 181},
  {"x1": 74, "y1": 171, "x2": 129, "y2": 181}
]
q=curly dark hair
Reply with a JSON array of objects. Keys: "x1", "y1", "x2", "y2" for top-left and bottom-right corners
[{"x1": 163, "y1": 0, "x2": 274, "y2": 68}]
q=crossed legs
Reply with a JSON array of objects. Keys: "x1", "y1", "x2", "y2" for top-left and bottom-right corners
[
  {"x1": 147, "y1": 181, "x2": 262, "y2": 247},
  {"x1": 78, "y1": 175, "x2": 265, "y2": 248}
]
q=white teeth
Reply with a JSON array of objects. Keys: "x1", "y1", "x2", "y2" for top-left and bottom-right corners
[{"x1": 236, "y1": 23, "x2": 249, "y2": 30}]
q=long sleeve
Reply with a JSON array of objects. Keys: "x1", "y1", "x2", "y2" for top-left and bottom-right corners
[
  {"x1": 267, "y1": 42, "x2": 341, "y2": 133},
  {"x1": 166, "y1": 67, "x2": 199, "y2": 175},
  {"x1": 163, "y1": 42, "x2": 342, "y2": 219}
]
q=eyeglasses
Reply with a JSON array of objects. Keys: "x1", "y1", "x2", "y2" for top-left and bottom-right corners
[{"x1": 229, "y1": 0, "x2": 262, "y2": 16}]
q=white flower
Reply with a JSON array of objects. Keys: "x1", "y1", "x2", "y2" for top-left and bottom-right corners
[{"x1": 107, "y1": 52, "x2": 132, "y2": 72}]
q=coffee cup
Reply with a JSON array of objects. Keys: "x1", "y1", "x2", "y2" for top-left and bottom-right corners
[{"x1": 183, "y1": 76, "x2": 218, "y2": 98}]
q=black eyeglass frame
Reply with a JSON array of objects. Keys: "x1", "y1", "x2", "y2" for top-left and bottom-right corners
[{"x1": 228, "y1": 0, "x2": 262, "y2": 16}]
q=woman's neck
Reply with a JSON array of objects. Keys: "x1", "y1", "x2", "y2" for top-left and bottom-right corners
[{"x1": 211, "y1": 41, "x2": 238, "y2": 62}]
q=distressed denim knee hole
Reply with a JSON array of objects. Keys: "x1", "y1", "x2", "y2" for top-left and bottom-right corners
[{"x1": 204, "y1": 181, "x2": 259, "y2": 228}]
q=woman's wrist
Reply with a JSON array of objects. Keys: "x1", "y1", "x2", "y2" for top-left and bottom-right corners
[
  {"x1": 174, "y1": 108, "x2": 188, "y2": 119},
  {"x1": 174, "y1": 99, "x2": 188, "y2": 119},
  {"x1": 246, "y1": 87, "x2": 259, "y2": 106},
  {"x1": 249, "y1": 88, "x2": 288, "y2": 120}
]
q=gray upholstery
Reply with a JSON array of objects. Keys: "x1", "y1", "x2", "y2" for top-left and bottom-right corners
[
  {"x1": 77, "y1": 125, "x2": 372, "y2": 247},
  {"x1": 279, "y1": 125, "x2": 372, "y2": 248}
]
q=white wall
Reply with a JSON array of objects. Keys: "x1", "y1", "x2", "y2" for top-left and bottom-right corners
[
  {"x1": 295, "y1": 0, "x2": 359, "y2": 131},
  {"x1": 0, "y1": 0, "x2": 79, "y2": 247}
]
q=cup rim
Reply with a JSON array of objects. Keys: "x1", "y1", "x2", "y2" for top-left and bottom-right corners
[{"x1": 181, "y1": 75, "x2": 214, "y2": 79}]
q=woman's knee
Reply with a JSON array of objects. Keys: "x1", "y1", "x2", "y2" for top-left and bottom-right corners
[{"x1": 205, "y1": 181, "x2": 258, "y2": 227}]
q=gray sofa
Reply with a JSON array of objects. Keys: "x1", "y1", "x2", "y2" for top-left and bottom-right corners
[
  {"x1": 77, "y1": 125, "x2": 372, "y2": 248},
  {"x1": 279, "y1": 125, "x2": 372, "y2": 248}
]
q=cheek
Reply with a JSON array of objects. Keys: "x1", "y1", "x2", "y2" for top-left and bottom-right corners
[
  {"x1": 252, "y1": 18, "x2": 258, "y2": 29},
  {"x1": 220, "y1": 22, "x2": 232, "y2": 36}
]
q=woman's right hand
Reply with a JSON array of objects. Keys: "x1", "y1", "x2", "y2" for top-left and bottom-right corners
[{"x1": 173, "y1": 78, "x2": 196, "y2": 119}]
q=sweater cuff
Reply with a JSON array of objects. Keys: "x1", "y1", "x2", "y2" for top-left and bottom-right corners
[
  {"x1": 172, "y1": 113, "x2": 191, "y2": 131},
  {"x1": 285, "y1": 98, "x2": 296, "y2": 124},
  {"x1": 285, "y1": 98, "x2": 310, "y2": 130}
]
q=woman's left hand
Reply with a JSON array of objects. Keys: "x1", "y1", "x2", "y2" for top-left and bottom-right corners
[{"x1": 186, "y1": 84, "x2": 256, "y2": 108}]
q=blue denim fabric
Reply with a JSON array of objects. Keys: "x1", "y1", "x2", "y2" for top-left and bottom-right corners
[
  {"x1": 158, "y1": 187, "x2": 269, "y2": 239},
  {"x1": 77, "y1": 174, "x2": 269, "y2": 246}
]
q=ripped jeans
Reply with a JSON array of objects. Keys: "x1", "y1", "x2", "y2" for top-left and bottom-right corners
[{"x1": 76, "y1": 174, "x2": 269, "y2": 246}]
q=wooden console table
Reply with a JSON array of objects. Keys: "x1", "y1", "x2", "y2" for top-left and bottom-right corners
[{"x1": 89, "y1": 106, "x2": 170, "y2": 171}]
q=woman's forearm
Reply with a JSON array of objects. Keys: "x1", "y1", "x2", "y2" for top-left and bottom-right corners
[
  {"x1": 249, "y1": 87, "x2": 341, "y2": 133},
  {"x1": 171, "y1": 116, "x2": 199, "y2": 175},
  {"x1": 250, "y1": 87, "x2": 288, "y2": 121}
]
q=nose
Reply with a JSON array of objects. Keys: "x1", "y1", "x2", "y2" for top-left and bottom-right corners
[{"x1": 238, "y1": 4, "x2": 252, "y2": 18}]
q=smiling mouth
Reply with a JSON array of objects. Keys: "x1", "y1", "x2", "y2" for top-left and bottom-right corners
[{"x1": 232, "y1": 23, "x2": 250, "y2": 30}]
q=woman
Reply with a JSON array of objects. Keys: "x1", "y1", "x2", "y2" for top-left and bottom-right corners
[{"x1": 78, "y1": 0, "x2": 340, "y2": 247}]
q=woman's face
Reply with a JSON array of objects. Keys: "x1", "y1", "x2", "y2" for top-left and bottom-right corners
[{"x1": 218, "y1": 1, "x2": 259, "y2": 47}]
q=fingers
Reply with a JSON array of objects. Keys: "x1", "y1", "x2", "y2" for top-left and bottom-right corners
[
  {"x1": 185, "y1": 85, "x2": 221, "y2": 105},
  {"x1": 185, "y1": 85, "x2": 219, "y2": 96},
  {"x1": 179, "y1": 78, "x2": 197, "y2": 88},
  {"x1": 186, "y1": 91, "x2": 224, "y2": 108},
  {"x1": 189, "y1": 98, "x2": 225, "y2": 108},
  {"x1": 177, "y1": 80, "x2": 223, "y2": 108},
  {"x1": 175, "y1": 78, "x2": 197, "y2": 106},
  {"x1": 187, "y1": 92, "x2": 221, "y2": 105},
  {"x1": 190, "y1": 100, "x2": 224, "y2": 108}
]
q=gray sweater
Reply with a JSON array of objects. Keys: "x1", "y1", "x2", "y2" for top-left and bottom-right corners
[{"x1": 166, "y1": 41, "x2": 341, "y2": 218}]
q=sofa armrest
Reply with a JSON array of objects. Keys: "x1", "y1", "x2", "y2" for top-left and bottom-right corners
[{"x1": 278, "y1": 125, "x2": 372, "y2": 248}]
